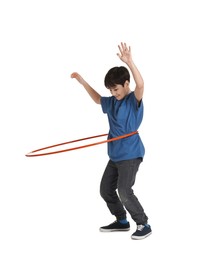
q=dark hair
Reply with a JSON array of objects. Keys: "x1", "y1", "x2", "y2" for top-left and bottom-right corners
[{"x1": 104, "y1": 66, "x2": 130, "y2": 89}]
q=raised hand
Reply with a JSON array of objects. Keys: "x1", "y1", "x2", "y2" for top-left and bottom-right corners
[
  {"x1": 71, "y1": 72, "x2": 85, "y2": 85},
  {"x1": 117, "y1": 42, "x2": 132, "y2": 64}
]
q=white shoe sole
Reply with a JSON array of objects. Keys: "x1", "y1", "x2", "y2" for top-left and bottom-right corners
[
  {"x1": 100, "y1": 227, "x2": 130, "y2": 232},
  {"x1": 131, "y1": 231, "x2": 152, "y2": 240}
]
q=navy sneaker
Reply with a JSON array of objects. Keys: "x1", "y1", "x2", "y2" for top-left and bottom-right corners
[
  {"x1": 131, "y1": 224, "x2": 152, "y2": 240},
  {"x1": 100, "y1": 221, "x2": 130, "y2": 232}
]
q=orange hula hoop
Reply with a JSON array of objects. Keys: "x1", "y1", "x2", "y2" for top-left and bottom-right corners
[{"x1": 25, "y1": 131, "x2": 138, "y2": 157}]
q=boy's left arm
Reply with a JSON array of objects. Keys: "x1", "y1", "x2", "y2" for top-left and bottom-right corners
[
  {"x1": 127, "y1": 61, "x2": 144, "y2": 102},
  {"x1": 117, "y1": 42, "x2": 144, "y2": 102}
]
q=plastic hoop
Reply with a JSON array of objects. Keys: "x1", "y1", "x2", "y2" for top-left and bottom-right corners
[{"x1": 25, "y1": 131, "x2": 138, "y2": 157}]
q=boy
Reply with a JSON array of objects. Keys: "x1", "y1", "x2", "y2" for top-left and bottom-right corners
[{"x1": 71, "y1": 42, "x2": 151, "y2": 240}]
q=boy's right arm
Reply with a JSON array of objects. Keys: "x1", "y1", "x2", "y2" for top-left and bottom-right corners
[{"x1": 71, "y1": 72, "x2": 101, "y2": 104}]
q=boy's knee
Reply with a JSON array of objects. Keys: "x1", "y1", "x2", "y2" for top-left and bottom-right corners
[
  {"x1": 100, "y1": 184, "x2": 106, "y2": 199},
  {"x1": 100, "y1": 182, "x2": 110, "y2": 200},
  {"x1": 118, "y1": 189, "x2": 129, "y2": 204}
]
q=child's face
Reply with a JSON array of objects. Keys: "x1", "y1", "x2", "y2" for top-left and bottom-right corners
[{"x1": 109, "y1": 82, "x2": 130, "y2": 100}]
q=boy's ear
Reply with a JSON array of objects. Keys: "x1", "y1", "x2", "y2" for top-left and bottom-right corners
[{"x1": 124, "y1": 80, "x2": 129, "y2": 87}]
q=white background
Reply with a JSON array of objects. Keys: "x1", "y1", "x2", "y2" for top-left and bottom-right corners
[{"x1": 0, "y1": 0, "x2": 217, "y2": 259}]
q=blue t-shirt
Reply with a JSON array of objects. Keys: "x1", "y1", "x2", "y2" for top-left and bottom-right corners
[{"x1": 101, "y1": 92, "x2": 145, "y2": 162}]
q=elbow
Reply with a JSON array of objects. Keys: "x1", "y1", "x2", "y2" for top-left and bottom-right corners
[
  {"x1": 137, "y1": 82, "x2": 144, "y2": 90},
  {"x1": 95, "y1": 96, "x2": 101, "y2": 104},
  {"x1": 139, "y1": 79, "x2": 144, "y2": 89}
]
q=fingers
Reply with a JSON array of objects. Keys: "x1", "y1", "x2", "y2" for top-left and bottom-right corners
[
  {"x1": 118, "y1": 42, "x2": 130, "y2": 55},
  {"x1": 122, "y1": 42, "x2": 127, "y2": 51}
]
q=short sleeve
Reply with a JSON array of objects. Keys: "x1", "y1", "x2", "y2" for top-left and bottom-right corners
[{"x1": 101, "y1": 96, "x2": 110, "y2": 114}]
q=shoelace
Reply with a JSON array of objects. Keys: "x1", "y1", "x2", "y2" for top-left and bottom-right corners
[{"x1": 137, "y1": 225, "x2": 145, "y2": 231}]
